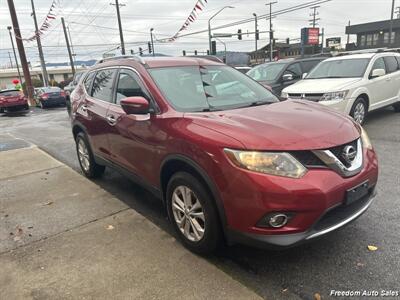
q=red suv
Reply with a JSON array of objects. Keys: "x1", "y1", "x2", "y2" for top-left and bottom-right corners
[
  {"x1": 70, "y1": 56, "x2": 378, "y2": 254},
  {"x1": 0, "y1": 89, "x2": 29, "y2": 113}
]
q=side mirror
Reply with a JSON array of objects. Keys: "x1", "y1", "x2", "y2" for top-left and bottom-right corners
[
  {"x1": 282, "y1": 73, "x2": 294, "y2": 82},
  {"x1": 302, "y1": 73, "x2": 308, "y2": 79},
  {"x1": 370, "y1": 68, "x2": 385, "y2": 78},
  {"x1": 120, "y1": 96, "x2": 150, "y2": 115}
]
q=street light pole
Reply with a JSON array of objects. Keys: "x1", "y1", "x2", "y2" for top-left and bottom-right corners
[
  {"x1": 253, "y1": 13, "x2": 258, "y2": 54},
  {"x1": 208, "y1": 6, "x2": 234, "y2": 55},
  {"x1": 266, "y1": 1, "x2": 277, "y2": 62},
  {"x1": 150, "y1": 28, "x2": 155, "y2": 57},
  {"x1": 7, "y1": 26, "x2": 23, "y2": 87},
  {"x1": 389, "y1": 0, "x2": 395, "y2": 46},
  {"x1": 215, "y1": 38, "x2": 227, "y2": 63}
]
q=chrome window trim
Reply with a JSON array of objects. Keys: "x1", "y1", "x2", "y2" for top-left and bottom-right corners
[{"x1": 312, "y1": 139, "x2": 363, "y2": 178}]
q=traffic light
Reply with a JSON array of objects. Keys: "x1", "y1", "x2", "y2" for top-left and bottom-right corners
[
  {"x1": 255, "y1": 29, "x2": 259, "y2": 41},
  {"x1": 211, "y1": 41, "x2": 217, "y2": 55},
  {"x1": 130, "y1": 49, "x2": 134, "y2": 55},
  {"x1": 194, "y1": 50, "x2": 198, "y2": 55},
  {"x1": 286, "y1": 38, "x2": 290, "y2": 44},
  {"x1": 182, "y1": 50, "x2": 186, "y2": 56},
  {"x1": 238, "y1": 29, "x2": 242, "y2": 40},
  {"x1": 148, "y1": 42, "x2": 152, "y2": 54},
  {"x1": 139, "y1": 47, "x2": 143, "y2": 56}
]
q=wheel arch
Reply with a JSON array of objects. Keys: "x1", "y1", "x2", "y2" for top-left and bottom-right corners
[{"x1": 160, "y1": 154, "x2": 228, "y2": 233}]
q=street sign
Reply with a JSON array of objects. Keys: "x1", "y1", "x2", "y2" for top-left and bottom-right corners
[
  {"x1": 326, "y1": 37, "x2": 341, "y2": 49},
  {"x1": 213, "y1": 33, "x2": 233, "y2": 38},
  {"x1": 301, "y1": 27, "x2": 320, "y2": 45}
]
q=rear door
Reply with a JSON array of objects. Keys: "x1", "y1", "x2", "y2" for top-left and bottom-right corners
[
  {"x1": 77, "y1": 68, "x2": 118, "y2": 159},
  {"x1": 383, "y1": 56, "x2": 400, "y2": 104}
]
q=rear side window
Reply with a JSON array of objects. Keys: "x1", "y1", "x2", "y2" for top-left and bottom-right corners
[
  {"x1": 0, "y1": 90, "x2": 20, "y2": 97},
  {"x1": 91, "y1": 69, "x2": 118, "y2": 102},
  {"x1": 84, "y1": 72, "x2": 95, "y2": 92},
  {"x1": 383, "y1": 56, "x2": 399, "y2": 73},
  {"x1": 396, "y1": 56, "x2": 400, "y2": 69},
  {"x1": 301, "y1": 60, "x2": 322, "y2": 73}
]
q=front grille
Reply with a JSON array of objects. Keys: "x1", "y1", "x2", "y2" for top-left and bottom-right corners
[
  {"x1": 288, "y1": 93, "x2": 324, "y2": 102},
  {"x1": 313, "y1": 187, "x2": 374, "y2": 232},
  {"x1": 291, "y1": 151, "x2": 326, "y2": 167},
  {"x1": 328, "y1": 139, "x2": 358, "y2": 167}
]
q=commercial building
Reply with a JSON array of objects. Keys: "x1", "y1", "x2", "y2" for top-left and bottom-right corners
[{"x1": 346, "y1": 19, "x2": 400, "y2": 50}]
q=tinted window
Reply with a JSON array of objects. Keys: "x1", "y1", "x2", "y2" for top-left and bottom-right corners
[
  {"x1": 396, "y1": 56, "x2": 400, "y2": 69},
  {"x1": 115, "y1": 70, "x2": 147, "y2": 104},
  {"x1": 301, "y1": 60, "x2": 322, "y2": 73},
  {"x1": 149, "y1": 66, "x2": 278, "y2": 112},
  {"x1": 84, "y1": 72, "x2": 95, "y2": 92},
  {"x1": 371, "y1": 57, "x2": 386, "y2": 73},
  {"x1": 0, "y1": 90, "x2": 20, "y2": 97},
  {"x1": 306, "y1": 58, "x2": 369, "y2": 79},
  {"x1": 384, "y1": 56, "x2": 399, "y2": 73},
  {"x1": 91, "y1": 69, "x2": 117, "y2": 102},
  {"x1": 247, "y1": 63, "x2": 287, "y2": 81},
  {"x1": 284, "y1": 63, "x2": 302, "y2": 79}
]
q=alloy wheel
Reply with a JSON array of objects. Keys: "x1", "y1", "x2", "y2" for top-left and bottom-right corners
[
  {"x1": 171, "y1": 185, "x2": 205, "y2": 242},
  {"x1": 77, "y1": 139, "x2": 90, "y2": 172},
  {"x1": 353, "y1": 102, "x2": 365, "y2": 124}
]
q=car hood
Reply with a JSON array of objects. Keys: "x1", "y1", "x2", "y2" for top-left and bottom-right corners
[
  {"x1": 283, "y1": 78, "x2": 362, "y2": 93},
  {"x1": 184, "y1": 100, "x2": 360, "y2": 151}
]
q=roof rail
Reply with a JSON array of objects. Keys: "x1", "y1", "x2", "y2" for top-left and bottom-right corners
[
  {"x1": 95, "y1": 55, "x2": 146, "y2": 65},
  {"x1": 336, "y1": 48, "x2": 389, "y2": 56}
]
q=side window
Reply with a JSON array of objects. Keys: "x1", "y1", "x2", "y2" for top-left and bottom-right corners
[
  {"x1": 383, "y1": 56, "x2": 399, "y2": 73},
  {"x1": 396, "y1": 56, "x2": 400, "y2": 69},
  {"x1": 115, "y1": 69, "x2": 147, "y2": 104},
  {"x1": 371, "y1": 57, "x2": 386, "y2": 75},
  {"x1": 91, "y1": 69, "x2": 118, "y2": 102},
  {"x1": 284, "y1": 63, "x2": 302, "y2": 79},
  {"x1": 84, "y1": 72, "x2": 95, "y2": 92},
  {"x1": 301, "y1": 60, "x2": 321, "y2": 73}
]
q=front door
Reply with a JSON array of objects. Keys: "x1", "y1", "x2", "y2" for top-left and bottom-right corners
[{"x1": 368, "y1": 57, "x2": 391, "y2": 109}]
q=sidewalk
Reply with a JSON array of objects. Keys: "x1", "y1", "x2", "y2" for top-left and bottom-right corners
[{"x1": 0, "y1": 138, "x2": 261, "y2": 299}]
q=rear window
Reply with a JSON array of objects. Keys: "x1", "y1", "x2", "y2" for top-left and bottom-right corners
[
  {"x1": 384, "y1": 56, "x2": 399, "y2": 73},
  {"x1": 0, "y1": 90, "x2": 20, "y2": 97},
  {"x1": 41, "y1": 87, "x2": 61, "y2": 93}
]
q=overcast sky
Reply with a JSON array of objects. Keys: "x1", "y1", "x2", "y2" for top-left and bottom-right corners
[{"x1": 0, "y1": 0, "x2": 396, "y2": 66}]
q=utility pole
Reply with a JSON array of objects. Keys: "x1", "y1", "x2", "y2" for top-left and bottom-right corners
[
  {"x1": 347, "y1": 20, "x2": 351, "y2": 45},
  {"x1": 389, "y1": 0, "x2": 395, "y2": 46},
  {"x1": 150, "y1": 28, "x2": 155, "y2": 57},
  {"x1": 309, "y1": 6, "x2": 320, "y2": 28},
  {"x1": 320, "y1": 28, "x2": 324, "y2": 54},
  {"x1": 67, "y1": 25, "x2": 76, "y2": 63},
  {"x1": 396, "y1": 6, "x2": 400, "y2": 18},
  {"x1": 7, "y1": 27, "x2": 22, "y2": 85},
  {"x1": 266, "y1": 1, "x2": 277, "y2": 62},
  {"x1": 6, "y1": 1, "x2": 34, "y2": 103},
  {"x1": 61, "y1": 17, "x2": 75, "y2": 75},
  {"x1": 31, "y1": 0, "x2": 49, "y2": 86},
  {"x1": 253, "y1": 13, "x2": 258, "y2": 54},
  {"x1": 8, "y1": 52, "x2": 13, "y2": 68},
  {"x1": 110, "y1": 0, "x2": 126, "y2": 55}
]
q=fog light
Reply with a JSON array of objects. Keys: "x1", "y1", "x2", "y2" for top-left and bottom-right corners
[{"x1": 268, "y1": 213, "x2": 289, "y2": 228}]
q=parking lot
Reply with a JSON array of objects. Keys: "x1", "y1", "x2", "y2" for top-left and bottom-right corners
[{"x1": 0, "y1": 106, "x2": 399, "y2": 299}]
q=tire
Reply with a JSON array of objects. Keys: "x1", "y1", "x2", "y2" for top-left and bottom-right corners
[
  {"x1": 350, "y1": 97, "x2": 368, "y2": 125},
  {"x1": 75, "y1": 132, "x2": 105, "y2": 178},
  {"x1": 166, "y1": 172, "x2": 222, "y2": 255},
  {"x1": 393, "y1": 102, "x2": 400, "y2": 112}
]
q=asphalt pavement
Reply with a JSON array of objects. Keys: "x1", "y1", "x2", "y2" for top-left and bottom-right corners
[{"x1": 0, "y1": 106, "x2": 399, "y2": 299}]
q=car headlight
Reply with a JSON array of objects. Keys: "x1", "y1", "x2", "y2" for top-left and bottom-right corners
[
  {"x1": 360, "y1": 126, "x2": 373, "y2": 150},
  {"x1": 320, "y1": 90, "x2": 348, "y2": 101},
  {"x1": 281, "y1": 91, "x2": 289, "y2": 99},
  {"x1": 224, "y1": 149, "x2": 307, "y2": 178}
]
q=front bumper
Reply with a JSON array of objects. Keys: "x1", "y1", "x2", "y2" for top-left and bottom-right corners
[{"x1": 227, "y1": 188, "x2": 376, "y2": 248}]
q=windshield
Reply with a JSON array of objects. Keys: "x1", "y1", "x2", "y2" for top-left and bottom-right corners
[
  {"x1": 41, "y1": 87, "x2": 61, "y2": 93},
  {"x1": 306, "y1": 58, "x2": 369, "y2": 79},
  {"x1": 246, "y1": 63, "x2": 286, "y2": 82},
  {"x1": 0, "y1": 90, "x2": 20, "y2": 97},
  {"x1": 148, "y1": 65, "x2": 278, "y2": 112}
]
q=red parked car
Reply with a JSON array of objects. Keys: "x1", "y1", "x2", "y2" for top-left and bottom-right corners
[
  {"x1": 70, "y1": 56, "x2": 378, "y2": 254},
  {"x1": 0, "y1": 89, "x2": 29, "y2": 113}
]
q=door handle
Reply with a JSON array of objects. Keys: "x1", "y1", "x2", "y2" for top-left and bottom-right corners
[
  {"x1": 81, "y1": 104, "x2": 88, "y2": 112},
  {"x1": 107, "y1": 115, "x2": 117, "y2": 125}
]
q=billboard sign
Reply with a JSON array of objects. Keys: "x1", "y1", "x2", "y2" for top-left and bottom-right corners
[
  {"x1": 301, "y1": 27, "x2": 320, "y2": 45},
  {"x1": 326, "y1": 37, "x2": 341, "y2": 49}
]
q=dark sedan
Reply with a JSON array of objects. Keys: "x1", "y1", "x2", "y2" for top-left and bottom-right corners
[{"x1": 36, "y1": 87, "x2": 67, "y2": 109}]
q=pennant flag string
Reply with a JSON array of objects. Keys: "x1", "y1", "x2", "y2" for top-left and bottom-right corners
[{"x1": 16, "y1": 0, "x2": 62, "y2": 42}]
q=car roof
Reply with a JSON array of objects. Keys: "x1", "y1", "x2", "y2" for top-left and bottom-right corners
[
  {"x1": 0, "y1": 89, "x2": 19, "y2": 93},
  {"x1": 257, "y1": 57, "x2": 324, "y2": 67},
  {"x1": 95, "y1": 56, "x2": 224, "y2": 69}
]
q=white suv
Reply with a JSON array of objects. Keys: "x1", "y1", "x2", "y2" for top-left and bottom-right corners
[{"x1": 281, "y1": 52, "x2": 400, "y2": 124}]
